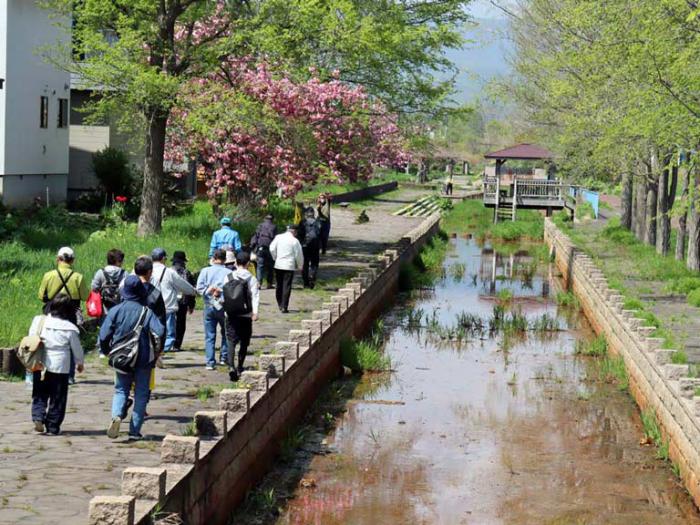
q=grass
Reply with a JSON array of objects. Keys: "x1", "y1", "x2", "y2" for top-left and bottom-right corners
[
  {"x1": 598, "y1": 355, "x2": 628, "y2": 391},
  {"x1": 671, "y1": 351, "x2": 688, "y2": 365},
  {"x1": 575, "y1": 335, "x2": 607, "y2": 357},
  {"x1": 440, "y1": 200, "x2": 544, "y2": 241},
  {"x1": 0, "y1": 200, "x2": 294, "y2": 347},
  {"x1": 555, "y1": 291, "x2": 580, "y2": 309},
  {"x1": 181, "y1": 420, "x2": 197, "y2": 436},
  {"x1": 641, "y1": 409, "x2": 670, "y2": 461},
  {"x1": 398, "y1": 232, "x2": 449, "y2": 291},
  {"x1": 340, "y1": 321, "x2": 390, "y2": 372}
]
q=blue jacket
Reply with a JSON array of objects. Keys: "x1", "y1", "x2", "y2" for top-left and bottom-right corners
[
  {"x1": 99, "y1": 299, "x2": 165, "y2": 368},
  {"x1": 209, "y1": 226, "x2": 242, "y2": 257}
]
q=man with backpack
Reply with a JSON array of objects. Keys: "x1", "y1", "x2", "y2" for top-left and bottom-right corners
[
  {"x1": 298, "y1": 207, "x2": 321, "y2": 289},
  {"x1": 196, "y1": 249, "x2": 233, "y2": 369},
  {"x1": 250, "y1": 214, "x2": 277, "y2": 289},
  {"x1": 223, "y1": 251, "x2": 260, "y2": 382},
  {"x1": 150, "y1": 248, "x2": 197, "y2": 354},
  {"x1": 100, "y1": 272, "x2": 164, "y2": 441},
  {"x1": 38, "y1": 247, "x2": 89, "y2": 325},
  {"x1": 91, "y1": 249, "x2": 126, "y2": 315},
  {"x1": 38, "y1": 247, "x2": 89, "y2": 384}
]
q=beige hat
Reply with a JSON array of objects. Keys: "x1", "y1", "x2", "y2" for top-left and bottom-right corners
[
  {"x1": 57, "y1": 246, "x2": 74, "y2": 259},
  {"x1": 225, "y1": 250, "x2": 236, "y2": 264}
]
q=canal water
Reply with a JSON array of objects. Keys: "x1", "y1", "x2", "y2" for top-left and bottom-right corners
[{"x1": 274, "y1": 237, "x2": 700, "y2": 525}]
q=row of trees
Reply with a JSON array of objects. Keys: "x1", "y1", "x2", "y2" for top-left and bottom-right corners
[
  {"x1": 44, "y1": 0, "x2": 471, "y2": 235},
  {"x1": 506, "y1": 0, "x2": 700, "y2": 270}
]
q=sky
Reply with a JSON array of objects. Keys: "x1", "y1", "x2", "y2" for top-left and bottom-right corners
[{"x1": 445, "y1": 0, "x2": 513, "y2": 103}]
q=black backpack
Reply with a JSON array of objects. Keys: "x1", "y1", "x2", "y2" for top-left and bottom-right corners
[
  {"x1": 101, "y1": 269, "x2": 125, "y2": 308},
  {"x1": 223, "y1": 274, "x2": 251, "y2": 317},
  {"x1": 302, "y1": 218, "x2": 319, "y2": 247}
]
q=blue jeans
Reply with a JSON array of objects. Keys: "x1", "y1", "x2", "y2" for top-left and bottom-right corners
[
  {"x1": 111, "y1": 366, "x2": 151, "y2": 435},
  {"x1": 204, "y1": 306, "x2": 228, "y2": 366},
  {"x1": 164, "y1": 312, "x2": 177, "y2": 352}
]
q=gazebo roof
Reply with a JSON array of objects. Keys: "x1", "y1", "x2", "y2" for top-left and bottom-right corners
[{"x1": 484, "y1": 143, "x2": 554, "y2": 161}]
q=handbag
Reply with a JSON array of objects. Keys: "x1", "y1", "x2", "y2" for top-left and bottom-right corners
[
  {"x1": 86, "y1": 290, "x2": 103, "y2": 318},
  {"x1": 108, "y1": 307, "x2": 148, "y2": 374},
  {"x1": 17, "y1": 316, "x2": 47, "y2": 372}
]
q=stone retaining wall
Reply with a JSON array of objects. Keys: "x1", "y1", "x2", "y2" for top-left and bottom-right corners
[
  {"x1": 331, "y1": 181, "x2": 398, "y2": 202},
  {"x1": 544, "y1": 218, "x2": 700, "y2": 507},
  {"x1": 89, "y1": 212, "x2": 442, "y2": 525}
]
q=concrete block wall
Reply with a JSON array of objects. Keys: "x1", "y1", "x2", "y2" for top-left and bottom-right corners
[
  {"x1": 544, "y1": 218, "x2": 700, "y2": 506},
  {"x1": 89, "y1": 212, "x2": 442, "y2": 525}
]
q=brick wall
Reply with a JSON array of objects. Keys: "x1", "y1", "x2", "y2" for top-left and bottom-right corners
[{"x1": 544, "y1": 218, "x2": 700, "y2": 507}]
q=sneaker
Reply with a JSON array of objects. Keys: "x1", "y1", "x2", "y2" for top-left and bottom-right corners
[
  {"x1": 33, "y1": 421, "x2": 44, "y2": 434},
  {"x1": 107, "y1": 417, "x2": 121, "y2": 439},
  {"x1": 46, "y1": 429, "x2": 61, "y2": 436},
  {"x1": 156, "y1": 357, "x2": 165, "y2": 369},
  {"x1": 172, "y1": 347, "x2": 181, "y2": 353},
  {"x1": 98, "y1": 353, "x2": 106, "y2": 359},
  {"x1": 205, "y1": 365, "x2": 215, "y2": 371},
  {"x1": 219, "y1": 359, "x2": 227, "y2": 367},
  {"x1": 128, "y1": 433, "x2": 144, "y2": 442},
  {"x1": 68, "y1": 377, "x2": 76, "y2": 385}
]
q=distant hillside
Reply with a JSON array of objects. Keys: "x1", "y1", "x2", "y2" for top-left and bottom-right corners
[{"x1": 445, "y1": 17, "x2": 512, "y2": 103}]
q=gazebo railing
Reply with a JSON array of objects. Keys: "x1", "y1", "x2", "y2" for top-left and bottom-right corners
[
  {"x1": 516, "y1": 179, "x2": 563, "y2": 200},
  {"x1": 483, "y1": 177, "x2": 498, "y2": 199}
]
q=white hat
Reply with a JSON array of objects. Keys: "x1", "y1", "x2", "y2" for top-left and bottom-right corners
[
  {"x1": 225, "y1": 250, "x2": 236, "y2": 264},
  {"x1": 57, "y1": 246, "x2": 75, "y2": 259}
]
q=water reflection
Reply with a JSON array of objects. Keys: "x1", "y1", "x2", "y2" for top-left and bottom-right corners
[{"x1": 276, "y1": 238, "x2": 700, "y2": 525}]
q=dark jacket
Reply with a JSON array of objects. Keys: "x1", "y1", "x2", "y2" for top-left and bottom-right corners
[
  {"x1": 172, "y1": 261, "x2": 196, "y2": 310},
  {"x1": 251, "y1": 219, "x2": 278, "y2": 250},
  {"x1": 99, "y1": 279, "x2": 165, "y2": 368},
  {"x1": 298, "y1": 217, "x2": 321, "y2": 248}
]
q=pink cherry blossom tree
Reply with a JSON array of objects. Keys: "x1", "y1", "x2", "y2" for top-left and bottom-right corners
[{"x1": 165, "y1": 60, "x2": 409, "y2": 208}]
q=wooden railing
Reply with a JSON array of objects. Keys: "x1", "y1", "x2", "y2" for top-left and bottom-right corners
[{"x1": 483, "y1": 176, "x2": 565, "y2": 202}]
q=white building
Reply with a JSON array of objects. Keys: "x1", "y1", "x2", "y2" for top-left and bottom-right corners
[{"x1": 0, "y1": 0, "x2": 70, "y2": 206}]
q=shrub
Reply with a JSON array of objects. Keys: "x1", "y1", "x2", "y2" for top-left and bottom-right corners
[
  {"x1": 92, "y1": 147, "x2": 133, "y2": 197},
  {"x1": 340, "y1": 337, "x2": 390, "y2": 372},
  {"x1": 688, "y1": 288, "x2": 700, "y2": 308}
]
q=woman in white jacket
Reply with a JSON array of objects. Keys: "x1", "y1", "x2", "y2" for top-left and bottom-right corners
[{"x1": 30, "y1": 294, "x2": 85, "y2": 435}]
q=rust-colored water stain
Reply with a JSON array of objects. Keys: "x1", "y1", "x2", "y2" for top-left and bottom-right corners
[{"x1": 276, "y1": 239, "x2": 700, "y2": 525}]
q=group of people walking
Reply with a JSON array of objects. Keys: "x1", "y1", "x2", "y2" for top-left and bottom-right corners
[{"x1": 25, "y1": 194, "x2": 332, "y2": 440}]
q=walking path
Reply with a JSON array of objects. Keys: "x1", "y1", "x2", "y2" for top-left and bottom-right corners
[
  {"x1": 0, "y1": 187, "x2": 428, "y2": 524},
  {"x1": 567, "y1": 198, "x2": 700, "y2": 363}
]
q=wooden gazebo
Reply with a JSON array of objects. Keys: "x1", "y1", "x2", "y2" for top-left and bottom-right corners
[{"x1": 482, "y1": 143, "x2": 564, "y2": 222}]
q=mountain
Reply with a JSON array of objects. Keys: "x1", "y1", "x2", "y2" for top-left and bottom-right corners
[{"x1": 445, "y1": 17, "x2": 512, "y2": 104}]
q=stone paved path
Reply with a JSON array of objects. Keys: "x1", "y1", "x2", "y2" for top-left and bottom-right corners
[{"x1": 0, "y1": 187, "x2": 428, "y2": 524}]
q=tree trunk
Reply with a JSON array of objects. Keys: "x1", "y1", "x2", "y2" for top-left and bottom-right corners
[
  {"x1": 688, "y1": 166, "x2": 700, "y2": 271},
  {"x1": 645, "y1": 177, "x2": 658, "y2": 246},
  {"x1": 656, "y1": 165, "x2": 670, "y2": 255},
  {"x1": 137, "y1": 113, "x2": 169, "y2": 236},
  {"x1": 676, "y1": 165, "x2": 690, "y2": 261},
  {"x1": 620, "y1": 171, "x2": 633, "y2": 230},
  {"x1": 634, "y1": 170, "x2": 648, "y2": 242}
]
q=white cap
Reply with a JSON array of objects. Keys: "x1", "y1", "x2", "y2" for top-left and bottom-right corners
[{"x1": 57, "y1": 246, "x2": 75, "y2": 259}]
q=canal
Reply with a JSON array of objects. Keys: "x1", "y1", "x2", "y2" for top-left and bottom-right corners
[{"x1": 239, "y1": 236, "x2": 700, "y2": 525}]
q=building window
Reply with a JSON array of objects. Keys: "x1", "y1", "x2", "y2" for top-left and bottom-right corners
[
  {"x1": 58, "y1": 98, "x2": 68, "y2": 128},
  {"x1": 40, "y1": 96, "x2": 49, "y2": 128}
]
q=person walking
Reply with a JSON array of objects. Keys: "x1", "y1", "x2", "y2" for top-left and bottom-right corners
[
  {"x1": 223, "y1": 251, "x2": 260, "y2": 382},
  {"x1": 196, "y1": 249, "x2": 233, "y2": 369},
  {"x1": 269, "y1": 225, "x2": 303, "y2": 313},
  {"x1": 317, "y1": 193, "x2": 332, "y2": 255},
  {"x1": 299, "y1": 208, "x2": 321, "y2": 289},
  {"x1": 38, "y1": 246, "x2": 88, "y2": 384},
  {"x1": 171, "y1": 251, "x2": 196, "y2": 353},
  {"x1": 101, "y1": 273, "x2": 164, "y2": 441},
  {"x1": 150, "y1": 248, "x2": 197, "y2": 354},
  {"x1": 250, "y1": 214, "x2": 277, "y2": 288},
  {"x1": 38, "y1": 246, "x2": 89, "y2": 325},
  {"x1": 208, "y1": 217, "x2": 242, "y2": 258},
  {"x1": 29, "y1": 294, "x2": 85, "y2": 436},
  {"x1": 91, "y1": 249, "x2": 126, "y2": 315}
]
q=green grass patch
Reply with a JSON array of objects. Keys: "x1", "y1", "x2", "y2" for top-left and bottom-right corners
[
  {"x1": 340, "y1": 321, "x2": 390, "y2": 372},
  {"x1": 398, "y1": 232, "x2": 448, "y2": 291},
  {"x1": 599, "y1": 355, "x2": 628, "y2": 391},
  {"x1": 688, "y1": 288, "x2": 700, "y2": 308},
  {"x1": 576, "y1": 335, "x2": 607, "y2": 357},
  {"x1": 440, "y1": 200, "x2": 544, "y2": 241},
  {"x1": 641, "y1": 409, "x2": 670, "y2": 461},
  {"x1": 671, "y1": 351, "x2": 688, "y2": 365},
  {"x1": 556, "y1": 291, "x2": 580, "y2": 309},
  {"x1": 667, "y1": 277, "x2": 700, "y2": 295}
]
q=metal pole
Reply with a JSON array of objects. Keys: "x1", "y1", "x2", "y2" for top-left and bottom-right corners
[{"x1": 512, "y1": 178, "x2": 517, "y2": 222}]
